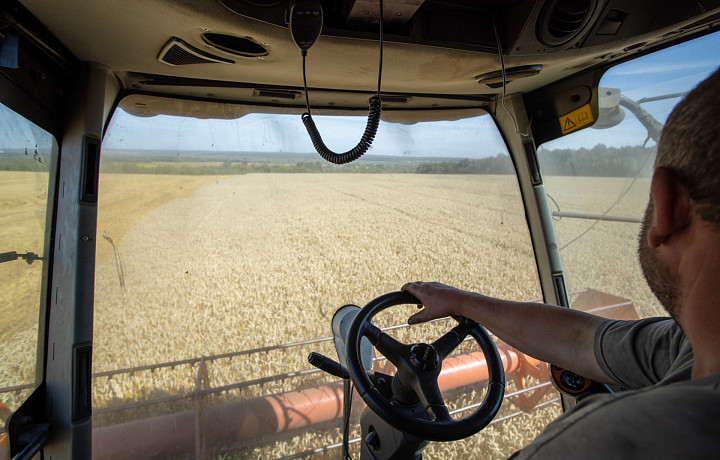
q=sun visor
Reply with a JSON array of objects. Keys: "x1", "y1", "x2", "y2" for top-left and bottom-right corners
[
  {"x1": 120, "y1": 94, "x2": 259, "y2": 119},
  {"x1": 118, "y1": 94, "x2": 488, "y2": 124},
  {"x1": 381, "y1": 109, "x2": 488, "y2": 124}
]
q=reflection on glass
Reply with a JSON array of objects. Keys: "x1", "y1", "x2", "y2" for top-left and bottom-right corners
[{"x1": 538, "y1": 32, "x2": 719, "y2": 319}]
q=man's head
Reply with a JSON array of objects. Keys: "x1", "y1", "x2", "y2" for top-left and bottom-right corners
[{"x1": 639, "y1": 68, "x2": 720, "y2": 321}]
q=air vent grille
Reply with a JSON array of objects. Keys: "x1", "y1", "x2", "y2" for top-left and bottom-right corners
[
  {"x1": 158, "y1": 38, "x2": 234, "y2": 66},
  {"x1": 253, "y1": 89, "x2": 299, "y2": 100},
  {"x1": 548, "y1": 1, "x2": 591, "y2": 38},
  {"x1": 164, "y1": 45, "x2": 212, "y2": 65},
  {"x1": 537, "y1": 0, "x2": 595, "y2": 47}
]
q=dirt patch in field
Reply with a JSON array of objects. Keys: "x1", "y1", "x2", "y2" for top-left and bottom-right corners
[
  {"x1": 0, "y1": 172, "x2": 220, "y2": 400},
  {"x1": 96, "y1": 174, "x2": 221, "y2": 264}
]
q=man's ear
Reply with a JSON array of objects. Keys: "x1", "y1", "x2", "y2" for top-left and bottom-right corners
[{"x1": 648, "y1": 166, "x2": 693, "y2": 248}]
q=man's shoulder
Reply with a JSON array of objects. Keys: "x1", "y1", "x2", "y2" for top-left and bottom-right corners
[
  {"x1": 516, "y1": 375, "x2": 720, "y2": 459},
  {"x1": 596, "y1": 317, "x2": 692, "y2": 387}
]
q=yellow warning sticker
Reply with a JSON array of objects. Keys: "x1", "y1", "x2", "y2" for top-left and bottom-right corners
[{"x1": 559, "y1": 104, "x2": 594, "y2": 135}]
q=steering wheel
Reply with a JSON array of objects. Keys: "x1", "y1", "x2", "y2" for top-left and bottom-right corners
[{"x1": 346, "y1": 291, "x2": 505, "y2": 442}]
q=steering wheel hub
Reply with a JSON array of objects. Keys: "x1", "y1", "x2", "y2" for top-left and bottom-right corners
[{"x1": 410, "y1": 343, "x2": 439, "y2": 371}]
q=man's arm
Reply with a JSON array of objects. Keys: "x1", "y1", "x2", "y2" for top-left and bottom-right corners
[{"x1": 402, "y1": 282, "x2": 617, "y2": 385}]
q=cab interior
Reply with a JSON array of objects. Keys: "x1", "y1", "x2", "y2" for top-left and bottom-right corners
[{"x1": 1, "y1": 0, "x2": 719, "y2": 458}]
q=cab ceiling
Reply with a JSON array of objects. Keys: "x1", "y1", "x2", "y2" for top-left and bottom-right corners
[{"x1": 12, "y1": 0, "x2": 720, "y2": 114}]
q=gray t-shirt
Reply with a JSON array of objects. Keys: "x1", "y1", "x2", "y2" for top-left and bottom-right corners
[{"x1": 512, "y1": 317, "x2": 720, "y2": 459}]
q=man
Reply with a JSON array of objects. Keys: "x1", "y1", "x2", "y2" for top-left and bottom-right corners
[{"x1": 402, "y1": 68, "x2": 720, "y2": 458}]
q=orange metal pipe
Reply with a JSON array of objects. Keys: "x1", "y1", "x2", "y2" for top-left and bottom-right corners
[
  {"x1": 0, "y1": 434, "x2": 8, "y2": 460},
  {"x1": 93, "y1": 345, "x2": 525, "y2": 459},
  {"x1": 0, "y1": 401, "x2": 10, "y2": 423},
  {"x1": 438, "y1": 344, "x2": 520, "y2": 390},
  {"x1": 92, "y1": 382, "x2": 347, "y2": 459}
]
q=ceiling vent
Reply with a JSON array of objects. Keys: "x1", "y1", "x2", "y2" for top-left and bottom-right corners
[
  {"x1": 253, "y1": 89, "x2": 299, "y2": 100},
  {"x1": 202, "y1": 33, "x2": 268, "y2": 57},
  {"x1": 158, "y1": 38, "x2": 234, "y2": 66},
  {"x1": 537, "y1": 0, "x2": 596, "y2": 47}
]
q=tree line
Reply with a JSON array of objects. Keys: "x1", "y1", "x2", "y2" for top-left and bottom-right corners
[
  {"x1": 415, "y1": 145, "x2": 655, "y2": 177},
  {"x1": 415, "y1": 154, "x2": 514, "y2": 175},
  {"x1": 0, "y1": 144, "x2": 656, "y2": 177},
  {"x1": 536, "y1": 144, "x2": 655, "y2": 177},
  {"x1": 97, "y1": 159, "x2": 416, "y2": 175}
]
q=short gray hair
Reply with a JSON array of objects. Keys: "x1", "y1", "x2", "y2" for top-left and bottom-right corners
[{"x1": 656, "y1": 68, "x2": 720, "y2": 227}]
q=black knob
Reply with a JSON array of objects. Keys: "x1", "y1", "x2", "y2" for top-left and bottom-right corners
[
  {"x1": 366, "y1": 429, "x2": 381, "y2": 451},
  {"x1": 560, "y1": 371, "x2": 585, "y2": 391},
  {"x1": 409, "y1": 343, "x2": 439, "y2": 371}
]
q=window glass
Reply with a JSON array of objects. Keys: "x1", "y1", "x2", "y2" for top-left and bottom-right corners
[
  {"x1": 538, "y1": 32, "x2": 720, "y2": 319},
  {"x1": 0, "y1": 103, "x2": 54, "y2": 428},
  {"x1": 93, "y1": 106, "x2": 552, "y2": 458}
]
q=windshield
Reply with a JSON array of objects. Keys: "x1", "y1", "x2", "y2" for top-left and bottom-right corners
[{"x1": 92, "y1": 109, "x2": 552, "y2": 458}]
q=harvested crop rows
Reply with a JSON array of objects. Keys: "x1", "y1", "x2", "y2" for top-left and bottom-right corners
[{"x1": 93, "y1": 173, "x2": 543, "y2": 374}]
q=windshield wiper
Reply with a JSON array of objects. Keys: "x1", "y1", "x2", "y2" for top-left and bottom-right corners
[{"x1": 0, "y1": 251, "x2": 43, "y2": 265}]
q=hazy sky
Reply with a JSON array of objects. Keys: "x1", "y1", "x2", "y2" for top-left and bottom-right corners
[{"x1": 103, "y1": 109, "x2": 507, "y2": 158}]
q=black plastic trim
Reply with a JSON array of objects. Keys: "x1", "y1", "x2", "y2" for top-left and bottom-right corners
[
  {"x1": 80, "y1": 136, "x2": 100, "y2": 204},
  {"x1": 72, "y1": 344, "x2": 92, "y2": 422},
  {"x1": 524, "y1": 141, "x2": 542, "y2": 185},
  {"x1": 552, "y1": 272, "x2": 569, "y2": 308}
]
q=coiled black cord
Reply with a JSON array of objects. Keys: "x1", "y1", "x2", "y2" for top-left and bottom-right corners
[
  {"x1": 301, "y1": 0, "x2": 384, "y2": 165},
  {"x1": 302, "y1": 96, "x2": 382, "y2": 165}
]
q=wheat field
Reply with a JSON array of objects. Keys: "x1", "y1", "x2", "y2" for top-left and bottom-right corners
[
  {"x1": 2, "y1": 170, "x2": 661, "y2": 458},
  {"x1": 0, "y1": 172, "x2": 223, "y2": 411},
  {"x1": 91, "y1": 172, "x2": 555, "y2": 459},
  {"x1": 0, "y1": 171, "x2": 51, "y2": 413}
]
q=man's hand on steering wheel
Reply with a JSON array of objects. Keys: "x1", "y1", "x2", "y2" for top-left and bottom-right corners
[{"x1": 403, "y1": 282, "x2": 477, "y2": 325}]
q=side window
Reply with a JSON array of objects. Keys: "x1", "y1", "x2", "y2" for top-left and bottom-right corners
[
  {"x1": 0, "y1": 103, "x2": 55, "y2": 444},
  {"x1": 538, "y1": 32, "x2": 720, "y2": 319},
  {"x1": 92, "y1": 107, "x2": 556, "y2": 458}
]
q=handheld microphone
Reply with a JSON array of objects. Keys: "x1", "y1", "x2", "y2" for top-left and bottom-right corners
[{"x1": 290, "y1": 0, "x2": 323, "y2": 53}]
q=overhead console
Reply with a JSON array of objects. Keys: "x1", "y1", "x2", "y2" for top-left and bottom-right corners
[{"x1": 217, "y1": 0, "x2": 720, "y2": 54}]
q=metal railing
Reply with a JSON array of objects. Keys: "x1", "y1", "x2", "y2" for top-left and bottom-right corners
[
  {"x1": 1, "y1": 294, "x2": 557, "y2": 405},
  {"x1": 2, "y1": 314, "x2": 566, "y2": 459}
]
